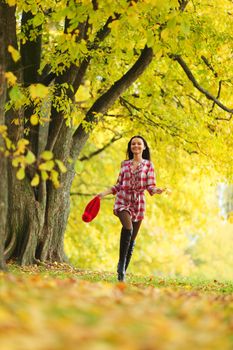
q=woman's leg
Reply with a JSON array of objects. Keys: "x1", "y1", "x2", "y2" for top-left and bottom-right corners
[
  {"x1": 125, "y1": 220, "x2": 142, "y2": 271},
  {"x1": 116, "y1": 211, "x2": 133, "y2": 281},
  {"x1": 132, "y1": 220, "x2": 142, "y2": 241},
  {"x1": 117, "y1": 210, "x2": 133, "y2": 230}
]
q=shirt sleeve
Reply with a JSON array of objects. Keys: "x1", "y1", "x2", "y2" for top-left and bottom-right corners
[
  {"x1": 111, "y1": 162, "x2": 124, "y2": 194},
  {"x1": 146, "y1": 161, "x2": 157, "y2": 196}
]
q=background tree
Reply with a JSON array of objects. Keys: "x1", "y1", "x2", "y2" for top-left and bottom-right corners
[{"x1": 0, "y1": 0, "x2": 233, "y2": 268}]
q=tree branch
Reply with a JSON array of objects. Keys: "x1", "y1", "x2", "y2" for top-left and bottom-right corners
[
  {"x1": 201, "y1": 55, "x2": 218, "y2": 78},
  {"x1": 171, "y1": 54, "x2": 233, "y2": 113},
  {"x1": 70, "y1": 192, "x2": 113, "y2": 198},
  {"x1": 187, "y1": 94, "x2": 203, "y2": 107},
  {"x1": 119, "y1": 96, "x2": 141, "y2": 112},
  {"x1": 46, "y1": 13, "x2": 121, "y2": 153},
  {"x1": 209, "y1": 80, "x2": 222, "y2": 113},
  {"x1": 178, "y1": 0, "x2": 190, "y2": 12},
  {"x1": 79, "y1": 134, "x2": 122, "y2": 161},
  {"x1": 72, "y1": 14, "x2": 120, "y2": 93},
  {"x1": 20, "y1": 11, "x2": 43, "y2": 157},
  {"x1": 71, "y1": 45, "x2": 153, "y2": 159}
]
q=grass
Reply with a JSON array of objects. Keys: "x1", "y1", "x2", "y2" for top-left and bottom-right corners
[{"x1": 7, "y1": 261, "x2": 233, "y2": 294}]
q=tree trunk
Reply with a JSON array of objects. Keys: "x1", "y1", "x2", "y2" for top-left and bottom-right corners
[
  {"x1": 2, "y1": 5, "x2": 154, "y2": 266},
  {"x1": 0, "y1": 3, "x2": 8, "y2": 270}
]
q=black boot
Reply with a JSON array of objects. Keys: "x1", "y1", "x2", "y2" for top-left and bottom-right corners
[
  {"x1": 117, "y1": 227, "x2": 132, "y2": 282},
  {"x1": 125, "y1": 240, "x2": 136, "y2": 272}
]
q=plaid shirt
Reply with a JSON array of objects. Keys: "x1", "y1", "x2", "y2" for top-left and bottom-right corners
[{"x1": 111, "y1": 159, "x2": 157, "y2": 221}]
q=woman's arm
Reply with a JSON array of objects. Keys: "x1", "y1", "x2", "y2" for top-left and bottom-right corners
[
  {"x1": 147, "y1": 161, "x2": 166, "y2": 195},
  {"x1": 97, "y1": 188, "x2": 113, "y2": 198}
]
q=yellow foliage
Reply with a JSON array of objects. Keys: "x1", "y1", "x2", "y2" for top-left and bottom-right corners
[
  {"x1": 50, "y1": 169, "x2": 60, "y2": 188},
  {"x1": 0, "y1": 125, "x2": 7, "y2": 137},
  {"x1": 30, "y1": 114, "x2": 39, "y2": 126},
  {"x1": 31, "y1": 173, "x2": 40, "y2": 187},
  {"x1": 0, "y1": 271, "x2": 232, "y2": 350},
  {"x1": 7, "y1": 45, "x2": 20, "y2": 62},
  {"x1": 55, "y1": 159, "x2": 67, "y2": 173},
  {"x1": 4, "y1": 72, "x2": 17, "y2": 86},
  {"x1": 39, "y1": 160, "x2": 55, "y2": 171},
  {"x1": 40, "y1": 150, "x2": 53, "y2": 161},
  {"x1": 6, "y1": 0, "x2": 16, "y2": 5},
  {"x1": 16, "y1": 167, "x2": 25, "y2": 180},
  {"x1": 29, "y1": 84, "x2": 49, "y2": 100},
  {"x1": 25, "y1": 150, "x2": 36, "y2": 165},
  {"x1": 14, "y1": 139, "x2": 29, "y2": 156},
  {"x1": 41, "y1": 170, "x2": 49, "y2": 181}
]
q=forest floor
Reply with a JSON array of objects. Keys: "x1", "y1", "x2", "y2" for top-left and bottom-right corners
[{"x1": 0, "y1": 262, "x2": 233, "y2": 350}]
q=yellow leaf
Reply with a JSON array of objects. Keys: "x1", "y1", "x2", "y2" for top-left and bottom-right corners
[
  {"x1": 15, "y1": 139, "x2": 29, "y2": 155},
  {"x1": 5, "y1": 72, "x2": 17, "y2": 86},
  {"x1": 40, "y1": 150, "x2": 53, "y2": 161},
  {"x1": 41, "y1": 170, "x2": 49, "y2": 181},
  {"x1": 16, "y1": 167, "x2": 25, "y2": 180},
  {"x1": 30, "y1": 114, "x2": 39, "y2": 126},
  {"x1": 6, "y1": 0, "x2": 16, "y2": 6},
  {"x1": 12, "y1": 157, "x2": 20, "y2": 167},
  {"x1": 39, "y1": 160, "x2": 55, "y2": 171},
  {"x1": 0, "y1": 125, "x2": 7, "y2": 136},
  {"x1": 228, "y1": 212, "x2": 233, "y2": 224},
  {"x1": 11, "y1": 118, "x2": 20, "y2": 125},
  {"x1": 8, "y1": 45, "x2": 20, "y2": 62},
  {"x1": 29, "y1": 84, "x2": 49, "y2": 99},
  {"x1": 50, "y1": 169, "x2": 60, "y2": 188},
  {"x1": 161, "y1": 28, "x2": 170, "y2": 41},
  {"x1": 5, "y1": 137, "x2": 12, "y2": 150},
  {"x1": 55, "y1": 159, "x2": 67, "y2": 173},
  {"x1": 31, "y1": 174, "x2": 40, "y2": 187}
]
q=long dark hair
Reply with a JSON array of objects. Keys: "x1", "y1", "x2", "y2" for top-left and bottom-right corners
[{"x1": 126, "y1": 135, "x2": 151, "y2": 160}]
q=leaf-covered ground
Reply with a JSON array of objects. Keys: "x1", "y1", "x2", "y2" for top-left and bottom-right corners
[{"x1": 0, "y1": 264, "x2": 233, "y2": 350}]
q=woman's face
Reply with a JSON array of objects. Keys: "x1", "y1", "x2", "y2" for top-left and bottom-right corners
[{"x1": 130, "y1": 137, "x2": 145, "y2": 156}]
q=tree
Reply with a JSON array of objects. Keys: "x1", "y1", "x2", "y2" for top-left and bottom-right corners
[
  {"x1": 0, "y1": 3, "x2": 8, "y2": 270},
  {"x1": 0, "y1": 0, "x2": 233, "y2": 267}
]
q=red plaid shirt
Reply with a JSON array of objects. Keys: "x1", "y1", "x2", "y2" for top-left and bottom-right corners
[{"x1": 111, "y1": 159, "x2": 157, "y2": 221}]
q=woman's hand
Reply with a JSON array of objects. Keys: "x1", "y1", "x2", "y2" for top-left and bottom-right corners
[
  {"x1": 155, "y1": 187, "x2": 165, "y2": 194},
  {"x1": 155, "y1": 187, "x2": 172, "y2": 195}
]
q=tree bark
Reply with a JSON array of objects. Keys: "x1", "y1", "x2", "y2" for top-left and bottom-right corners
[{"x1": 0, "y1": 3, "x2": 9, "y2": 270}]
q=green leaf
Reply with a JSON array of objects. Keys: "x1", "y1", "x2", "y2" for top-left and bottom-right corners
[
  {"x1": 9, "y1": 86, "x2": 23, "y2": 103},
  {"x1": 167, "y1": 16, "x2": 177, "y2": 29},
  {"x1": 26, "y1": 151, "x2": 36, "y2": 165},
  {"x1": 33, "y1": 12, "x2": 44, "y2": 27},
  {"x1": 74, "y1": 160, "x2": 84, "y2": 173}
]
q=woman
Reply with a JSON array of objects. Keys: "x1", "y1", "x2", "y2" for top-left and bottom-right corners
[{"x1": 98, "y1": 136, "x2": 165, "y2": 282}]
